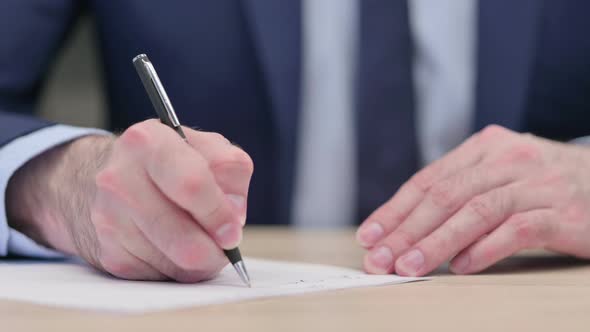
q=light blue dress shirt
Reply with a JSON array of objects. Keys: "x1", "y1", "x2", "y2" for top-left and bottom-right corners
[{"x1": 0, "y1": 125, "x2": 110, "y2": 257}]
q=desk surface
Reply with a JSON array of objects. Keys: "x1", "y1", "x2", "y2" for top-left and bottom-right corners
[{"x1": 2, "y1": 227, "x2": 589, "y2": 331}]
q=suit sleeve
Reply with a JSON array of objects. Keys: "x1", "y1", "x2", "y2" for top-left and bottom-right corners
[
  {"x1": 0, "y1": 0, "x2": 85, "y2": 140},
  {"x1": 0, "y1": 0, "x2": 103, "y2": 257}
]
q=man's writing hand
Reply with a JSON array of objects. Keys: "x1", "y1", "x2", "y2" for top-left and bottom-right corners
[{"x1": 6, "y1": 119, "x2": 253, "y2": 282}]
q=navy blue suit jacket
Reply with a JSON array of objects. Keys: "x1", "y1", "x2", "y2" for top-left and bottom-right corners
[{"x1": 1, "y1": 1, "x2": 590, "y2": 225}]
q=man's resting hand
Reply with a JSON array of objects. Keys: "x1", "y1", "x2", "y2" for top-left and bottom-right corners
[{"x1": 357, "y1": 125, "x2": 590, "y2": 276}]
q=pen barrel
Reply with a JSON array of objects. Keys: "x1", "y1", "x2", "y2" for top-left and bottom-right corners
[
  {"x1": 224, "y1": 248, "x2": 243, "y2": 265},
  {"x1": 132, "y1": 54, "x2": 177, "y2": 128}
]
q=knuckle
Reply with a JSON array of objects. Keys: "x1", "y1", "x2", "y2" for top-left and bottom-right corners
[
  {"x1": 95, "y1": 168, "x2": 120, "y2": 192},
  {"x1": 510, "y1": 214, "x2": 553, "y2": 247},
  {"x1": 510, "y1": 215, "x2": 537, "y2": 245},
  {"x1": 478, "y1": 242, "x2": 498, "y2": 263},
  {"x1": 207, "y1": 132, "x2": 230, "y2": 144},
  {"x1": 211, "y1": 148, "x2": 254, "y2": 175},
  {"x1": 94, "y1": 169, "x2": 132, "y2": 203},
  {"x1": 244, "y1": 157, "x2": 255, "y2": 176},
  {"x1": 426, "y1": 232, "x2": 453, "y2": 255},
  {"x1": 100, "y1": 257, "x2": 134, "y2": 279},
  {"x1": 152, "y1": 142, "x2": 174, "y2": 166},
  {"x1": 428, "y1": 180, "x2": 461, "y2": 211},
  {"x1": 466, "y1": 131, "x2": 480, "y2": 143},
  {"x1": 200, "y1": 199, "x2": 226, "y2": 222},
  {"x1": 393, "y1": 230, "x2": 415, "y2": 250},
  {"x1": 377, "y1": 209, "x2": 405, "y2": 229},
  {"x1": 142, "y1": 118, "x2": 163, "y2": 129},
  {"x1": 500, "y1": 143, "x2": 541, "y2": 164},
  {"x1": 467, "y1": 195, "x2": 499, "y2": 226},
  {"x1": 173, "y1": 258, "x2": 226, "y2": 283},
  {"x1": 92, "y1": 211, "x2": 118, "y2": 240},
  {"x1": 364, "y1": 199, "x2": 405, "y2": 231},
  {"x1": 409, "y1": 168, "x2": 436, "y2": 193},
  {"x1": 171, "y1": 271, "x2": 210, "y2": 284},
  {"x1": 167, "y1": 240, "x2": 209, "y2": 270},
  {"x1": 479, "y1": 125, "x2": 509, "y2": 142},
  {"x1": 536, "y1": 221, "x2": 556, "y2": 244},
  {"x1": 537, "y1": 169, "x2": 567, "y2": 190},
  {"x1": 234, "y1": 149, "x2": 255, "y2": 173},
  {"x1": 120, "y1": 122, "x2": 152, "y2": 148},
  {"x1": 564, "y1": 203, "x2": 585, "y2": 223},
  {"x1": 179, "y1": 173, "x2": 206, "y2": 198},
  {"x1": 149, "y1": 209, "x2": 174, "y2": 226}
]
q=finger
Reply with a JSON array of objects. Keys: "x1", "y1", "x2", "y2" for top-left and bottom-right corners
[
  {"x1": 186, "y1": 130, "x2": 253, "y2": 195},
  {"x1": 116, "y1": 247, "x2": 169, "y2": 281},
  {"x1": 118, "y1": 122, "x2": 244, "y2": 250},
  {"x1": 357, "y1": 132, "x2": 486, "y2": 247},
  {"x1": 95, "y1": 164, "x2": 228, "y2": 272},
  {"x1": 184, "y1": 129, "x2": 254, "y2": 223},
  {"x1": 366, "y1": 161, "x2": 527, "y2": 269},
  {"x1": 357, "y1": 125, "x2": 522, "y2": 248},
  {"x1": 92, "y1": 210, "x2": 166, "y2": 281},
  {"x1": 95, "y1": 187, "x2": 226, "y2": 283},
  {"x1": 147, "y1": 145, "x2": 242, "y2": 249},
  {"x1": 393, "y1": 182, "x2": 555, "y2": 277},
  {"x1": 122, "y1": 214, "x2": 225, "y2": 283},
  {"x1": 450, "y1": 209, "x2": 557, "y2": 274}
]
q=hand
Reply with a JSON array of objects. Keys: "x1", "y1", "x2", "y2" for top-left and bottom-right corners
[
  {"x1": 6, "y1": 119, "x2": 254, "y2": 282},
  {"x1": 356, "y1": 125, "x2": 590, "y2": 276}
]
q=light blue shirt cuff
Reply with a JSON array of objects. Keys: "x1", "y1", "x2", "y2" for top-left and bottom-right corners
[
  {"x1": 0, "y1": 124, "x2": 111, "y2": 258},
  {"x1": 571, "y1": 136, "x2": 590, "y2": 145}
]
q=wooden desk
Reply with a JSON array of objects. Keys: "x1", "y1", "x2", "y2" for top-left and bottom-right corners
[{"x1": 2, "y1": 227, "x2": 590, "y2": 331}]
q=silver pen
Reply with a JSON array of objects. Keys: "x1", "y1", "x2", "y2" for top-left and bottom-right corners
[{"x1": 132, "y1": 54, "x2": 251, "y2": 287}]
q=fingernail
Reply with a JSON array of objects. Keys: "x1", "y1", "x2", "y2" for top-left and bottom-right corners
[
  {"x1": 226, "y1": 194, "x2": 247, "y2": 226},
  {"x1": 451, "y1": 254, "x2": 470, "y2": 274},
  {"x1": 396, "y1": 249, "x2": 425, "y2": 276},
  {"x1": 215, "y1": 223, "x2": 242, "y2": 249},
  {"x1": 356, "y1": 222, "x2": 384, "y2": 247},
  {"x1": 367, "y1": 246, "x2": 394, "y2": 273}
]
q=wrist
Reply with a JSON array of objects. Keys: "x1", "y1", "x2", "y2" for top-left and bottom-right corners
[{"x1": 6, "y1": 135, "x2": 114, "y2": 255}]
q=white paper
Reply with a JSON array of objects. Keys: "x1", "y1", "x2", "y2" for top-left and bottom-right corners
[{"x1": 0, "y1": 258, "x2": 424, "y2": 313}]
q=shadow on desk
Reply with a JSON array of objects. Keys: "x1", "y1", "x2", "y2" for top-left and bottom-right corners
[
  {"x1": 430, "y1": 252, "x2": 590, "y2": 277},
  {"x1": 479, "y1": 254, "x2": 590, "y2": 275}
]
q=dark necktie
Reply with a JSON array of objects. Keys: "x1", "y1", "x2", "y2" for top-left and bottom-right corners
[{"x1": 356, "y1": 0, "x2": 419, "y2": 222}]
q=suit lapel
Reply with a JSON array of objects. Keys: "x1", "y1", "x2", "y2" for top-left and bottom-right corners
[
  {"x1": 242, "y1": 0, "x2": 301, "y2": 222},
  {"x1": 475, "y1": 0, "x2": 542, "y2": 131}
]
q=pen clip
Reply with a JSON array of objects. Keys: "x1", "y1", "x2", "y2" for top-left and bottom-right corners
[{"x1": 132, "y1": 54, "x2": 181, "y2": 128}]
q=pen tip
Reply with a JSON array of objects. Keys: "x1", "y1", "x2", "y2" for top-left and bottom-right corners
[{"x1": 233, "y1": 260, "x2": 252, "y2": 287}]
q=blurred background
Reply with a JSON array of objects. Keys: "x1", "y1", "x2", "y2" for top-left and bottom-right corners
[{"x1": 38, "y1": 16, "x2": 106, "y2": 129}]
